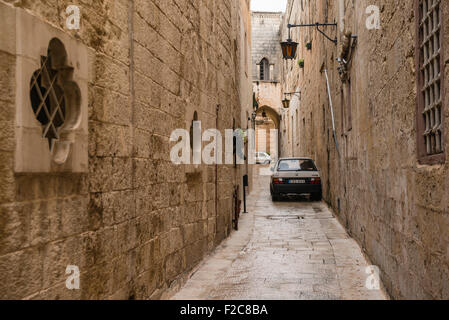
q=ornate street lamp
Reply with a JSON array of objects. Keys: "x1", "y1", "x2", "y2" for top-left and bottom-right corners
[
  {"x1": 280, "y1": 24, "x2": 299, "y2": 60},
  {"x1": 282, "y1": 92, "x2": 301, "y2": 109},
  {"x1": 251, "y1": 111, "x2": 257, "y2": 122},
  {"x1": 280, "y1": 39, "x2": 298, "y2": 60},
  {"x1": 251, "y1": 111, "x2": 257, "y2": 129},
  {"x1": 281, "y1": 23, "x2": 337, "y2": 60}
]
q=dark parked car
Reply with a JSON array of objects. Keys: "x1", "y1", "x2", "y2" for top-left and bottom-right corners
[{"x1": 270, "y1": 158, "x2": 322, "y2": 201}]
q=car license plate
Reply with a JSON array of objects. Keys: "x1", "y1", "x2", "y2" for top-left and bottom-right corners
[{"x1": 290, "y1": 180, "x2": 305, "y2": 184}]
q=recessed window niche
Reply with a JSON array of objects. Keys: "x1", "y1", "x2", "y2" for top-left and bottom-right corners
[
  {"x1": 2, "y1": 5, "x2": 89, "y2": 173},
  {"x1": 29, "y1": 38, "x2": 81, "y2": 157}
]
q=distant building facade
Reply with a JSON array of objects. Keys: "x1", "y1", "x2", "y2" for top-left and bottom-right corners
[{"x1": 252, "y1": 12, "x2": 284, "y2": 157}]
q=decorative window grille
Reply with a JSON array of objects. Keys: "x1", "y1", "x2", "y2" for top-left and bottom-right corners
[
  {"x1": 30, "y1": 56, "x2": 66, "y2": 151},
  {"x1": 11, "y1": 9, "x2": 87, "y2": 173},
  {"x1": 418, "y1": 0, "x2": 443, "y2": 159},
  {"x1": 29, "y1": 38, "x2": 75, "y2": 152}
]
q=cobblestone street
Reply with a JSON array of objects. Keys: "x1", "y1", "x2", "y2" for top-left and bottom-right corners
[{"x1": 173, "y1": 168, "x2": 388, "y2": 300}]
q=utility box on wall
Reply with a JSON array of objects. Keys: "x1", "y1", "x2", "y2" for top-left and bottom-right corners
[{"x1": 1, "y1": 3, "x2": 88, "y2": 173}]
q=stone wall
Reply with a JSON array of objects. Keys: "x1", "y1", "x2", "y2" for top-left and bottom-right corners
[
  {"x1": 251, "y1": 12, "x2": 284, "y2": 158},
  {"x1": 281, "y1": 0, "x2": 449, "y2": 299},
  {"x1": 251, "y1": 11, "x2": 282, "y2": 82},
  {"x1": 0, "y1": 0, "x2": 252, "y2": 299}
]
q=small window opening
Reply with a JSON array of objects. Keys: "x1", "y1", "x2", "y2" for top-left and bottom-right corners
[{"x1": 30, "y1": 38, "x2": 69, "y2": 151}]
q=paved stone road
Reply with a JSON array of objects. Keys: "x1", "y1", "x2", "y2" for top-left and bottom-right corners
[{"x1": 172, "y1": 168, "x2": 387, "y2": 300}]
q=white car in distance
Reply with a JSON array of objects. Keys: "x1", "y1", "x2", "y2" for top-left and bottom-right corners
[{"x1": 255, "y1": 152, "x2": 272, "y2": 164}]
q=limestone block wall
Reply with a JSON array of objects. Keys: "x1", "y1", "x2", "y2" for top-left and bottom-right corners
[
  {"x1": 0, "y1": 0, "x2": 252, "y2": 299},
  {"x1": 281, "y1": 0, "x2": 449, "y2": 299},
  {"x1": 251, "y1": 11, "x2": 283, "y2": 81},
  {"x1": 251, "y1": 12, "x2": 285, "y2": 157},
  {"x1": 253, "y1": 81, "x2": 283, "y2": 111}
]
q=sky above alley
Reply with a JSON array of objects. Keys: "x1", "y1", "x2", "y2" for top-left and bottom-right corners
[{"x1": 251, "y1": 0, "x2": 288, "y2": 12}]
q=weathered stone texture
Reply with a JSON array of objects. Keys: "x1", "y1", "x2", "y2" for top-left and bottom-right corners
[
  {"x1": 0, "y1": 0, "x2": 252, "y2": 299},
  {"x1": 251, "y1": 12, "x2": 282, "y2": 81},
  {"x1": 251, "y1": 12, "x2": 283, "y2": 156},
  {"x1": 281, "y1": 0, "x2": 449, "y2": 299}
]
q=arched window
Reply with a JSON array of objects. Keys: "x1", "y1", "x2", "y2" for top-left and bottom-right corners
[{"x1": 259, "y1": 58, "x2": 270, "y2": 80}]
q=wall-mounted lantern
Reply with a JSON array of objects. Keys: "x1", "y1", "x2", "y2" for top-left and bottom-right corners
[
  {"x1": 282, "y1": 92, "x2": 301, "y2": 109},
  {"x1": 281, "y1": 22, "x2": 337, "y2": 60},
  {"x1": 251, "y1": 111, "x2": 257, "y2": 121},
  {"x1": 251, "y1": 111, "x2": 257, "y2": 130},
  {"x1": 282, "y1": 98, "x2": 290, "y2": 109},
  {"x1": 280, "y1": 39, "x2": 299, "y2": 60}
]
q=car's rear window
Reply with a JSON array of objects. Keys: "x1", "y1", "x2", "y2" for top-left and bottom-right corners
[{"x1": 277, "y1": 159, "x2": 317, "y2": 171}]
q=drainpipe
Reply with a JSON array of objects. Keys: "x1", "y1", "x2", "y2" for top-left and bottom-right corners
[
  {"x1": 215, "y1": 104, "x2": 219, "y2": 238},
  {"x1": 324, "y1": 69, "x2": 340, "y2": 156}
]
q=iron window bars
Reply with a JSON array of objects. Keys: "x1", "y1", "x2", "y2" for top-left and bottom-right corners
[{"x1": 418, "y1": 0, "x2": 443, "y2": 158}]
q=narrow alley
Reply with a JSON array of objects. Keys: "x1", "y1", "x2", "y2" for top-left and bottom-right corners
[
  {"x1": 1, "y1": 0, "x2": 448, "y2": 303},
  {"x1": 173, "y1": 167, "x2": 387, "y2": 300}
]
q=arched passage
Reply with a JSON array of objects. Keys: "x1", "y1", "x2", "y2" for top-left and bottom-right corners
[
  {"x1": 255, "y1": 106, "x2": 281, "y2": 159},
  {"x1": 255, "y1": 105, "x2": 280, "y2": 129}
]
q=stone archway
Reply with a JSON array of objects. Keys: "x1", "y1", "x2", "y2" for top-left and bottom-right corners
[
  {"x1": 255, "y1": 105, "x2": 281, "y2": 159},
  {"x1": 255, "y1": 105, "x2": 280, "y2": 129}
]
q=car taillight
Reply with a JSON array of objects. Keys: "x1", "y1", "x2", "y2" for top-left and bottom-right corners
[
  {"x1": 273, "y1": 178, "x2": 284, "y2": 185},
  {"x1": 310, "y1": 178, "x2": 321, "y2": 184}
]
